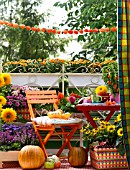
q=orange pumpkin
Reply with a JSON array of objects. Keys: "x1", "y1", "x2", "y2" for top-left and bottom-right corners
[
  {"x1": 18, "y1": 145, "x2": 45, "y2": 169},
  {"x1": 68, "y1": 147, "x2": 88, "y2": 167}
]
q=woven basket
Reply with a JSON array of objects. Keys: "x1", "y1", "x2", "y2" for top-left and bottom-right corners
[
  {"x1": 17, "y1": 108, "x2": 35, "y2": 120},
  {"x1": 90, "y1": 147, "x2": 128, "y2": 169}
]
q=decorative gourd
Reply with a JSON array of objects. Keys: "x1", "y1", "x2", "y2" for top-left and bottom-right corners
[
  {"x1": 18, "y1": 145, "x2": 45, "y2": 169},
  {"x1": 68, "y1": 147, "x2": 88, "y2": 167}
]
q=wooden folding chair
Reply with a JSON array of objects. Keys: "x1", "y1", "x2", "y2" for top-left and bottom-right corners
[{"x1": 26, "y1": 90, "x2": 82, "y2": 158}]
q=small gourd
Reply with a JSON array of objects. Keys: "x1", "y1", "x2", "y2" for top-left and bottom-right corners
[
  {"x1": 18, "y1": 145, "x2": 45, "y2": 169},
  {"x1": 68, "y1": 146, "x2": 88, "y2": 167}
]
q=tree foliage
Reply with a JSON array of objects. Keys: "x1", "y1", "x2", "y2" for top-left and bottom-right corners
[
  {"x1": 0, "y1": 0, "x2": 70, "y2": 61},
  {"x1": 54, "y1": 0, "x2": 117, "y2": 62}
]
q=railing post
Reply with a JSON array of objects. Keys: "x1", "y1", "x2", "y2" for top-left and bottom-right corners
[
  {"x1": 62, "y1": 64, "x2": 65, "y2": 95},
  {"x1": 0, "y1": 58, "x2": 2, "y2": 73}
]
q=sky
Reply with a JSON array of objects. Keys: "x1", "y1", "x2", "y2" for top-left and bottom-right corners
[{"x1": 39, "y1": 0, "x2": 83, "y2": 59}]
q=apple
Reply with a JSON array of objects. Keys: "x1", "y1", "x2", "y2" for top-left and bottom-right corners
[
  {"x1": 44, "y1": 161, "x2": 54, "y2": 169},
  {"x1": 54, "y1": 161, "x2": 61, "y2": 168}
]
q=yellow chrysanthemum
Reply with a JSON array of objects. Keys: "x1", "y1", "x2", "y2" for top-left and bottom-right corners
[
  {"x1": 95, "y1": 85, "x2": 108, "y2": 95},
  {"x1": 0, "y1": 75, "x2": 5, "y2": 88},
  {"x1": 0, "y1": 104, "x2": 3, "y2": 112},
  {"x1": 2, "y1": 73, "x2": 11, "y2": 85},
  {"x1": 1, "y1": 108, "x2": 17, "y2": 122},
  {"x1": 116, "y1": 113, "x2": 122, "y2": 122},
  {"x1": 0, "y1": 96, "x2": 7, "y2": 105},
  {"x1": 117, "y1": 128, "x2": 123, "y2": 137},
  {"x1": 107, "y1": 125, "x2": 116, "y2": 133}
]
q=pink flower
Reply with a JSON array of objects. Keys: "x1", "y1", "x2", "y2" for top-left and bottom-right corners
[{"x1": 68, "y1": 96, "x2": 76, "y2": 104}]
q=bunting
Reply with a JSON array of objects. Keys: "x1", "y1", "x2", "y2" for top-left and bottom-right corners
[{"x1": 0, "y1": 20, "x2": 117, "y2": 34}]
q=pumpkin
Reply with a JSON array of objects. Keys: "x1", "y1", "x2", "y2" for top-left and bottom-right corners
[
  {"x1": 68, "y1": 147, "x2": 88, "y2": 167},
  {"x1": 18, "y1": 145, "x2": 45, "y2": 169}
]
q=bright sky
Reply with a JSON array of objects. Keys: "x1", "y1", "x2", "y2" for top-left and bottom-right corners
[{"x1": 39, "y1": 0, "x2": 83, "y2": 59}]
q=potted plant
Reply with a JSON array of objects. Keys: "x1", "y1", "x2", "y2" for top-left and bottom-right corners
[
  {"x1": 80, "y1": 113, "x2": 128, "y2": 169},
  {"x1": 101, "y1": 60, "x2": 120, "y2": 103},
  {"x1": 0, "y1": 123, "x2": 39, "y2": 168},
  {"x1": 56, "y1": 91, "x2": 81, "y2": 114}
]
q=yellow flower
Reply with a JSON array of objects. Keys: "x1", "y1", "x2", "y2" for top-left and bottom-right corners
[
  {"x1": 1, "y1": 108, "x2": 17, "y2": 122},
  {"x1": 1, "y1": 73, "x2": 11, "y2": 85},
  {"x1": 84, "y1": 124, "x2": 89, "y2": 129},
  {"x1": 116, "y1": 113, "x2": 122, "y2": 122},
  {"x1": 92, "y1": 128, "x2": 98, "y2": 134},
  {"x1": 0, "y1": 104, "x2": 3, "y2": 112},
  {"x1": 80, "y1": 128, "x2": 86, "y2": 133},
  {"x1": 0, "y1": 96, "x2": 7, "y2": 105},
  {"x1": 107, "y1": 125, "x2": 116, "y2": 133},
  {"x1": 85, "y1": 130, "x2": 91, "y2": 134},
  {"x1": 95, "y1": 85, "x2": 108, "y2": 95},
  {"x1": 0, "y1": 75, "x2": 5, "y2": 87},
  {"x1": 99, "y1": 125, "x2": 106, "y2": 130},
  {"x1": 117, "y1": 128, "x2": 123, "y2": 137},
  {"x1": 93, "y1": 117, "x2": 100, "y2": 121}
]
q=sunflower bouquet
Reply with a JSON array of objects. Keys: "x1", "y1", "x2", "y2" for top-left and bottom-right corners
[{"x1": 80, "y1": 112, "x2": 125, "y2": 156}]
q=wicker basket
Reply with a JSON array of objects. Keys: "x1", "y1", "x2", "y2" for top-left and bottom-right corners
[
  {"x1": 17, "y1": 108, "x2": 35, "y2": 120},
  {"x1": 90, "y1": 147, "x2": 128, "y2": 169}
]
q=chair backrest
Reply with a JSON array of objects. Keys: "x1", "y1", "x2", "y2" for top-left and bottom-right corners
[{"x1": 26, "y1": 90, "x2": 58, "y2": 119}]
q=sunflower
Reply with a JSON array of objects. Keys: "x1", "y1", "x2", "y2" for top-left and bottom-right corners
[
  {"x1": 95, "y1": 85, "x2": 108, "y2": 95},
  {"x1": 117, "y1": 128, "x2": 123, "y2": 137},
  {"x1": 1, "y1": 73, "x2": 11, "y2": 85},
  {"x1": 107, "y1": 125, "x2": 116, "y2": 133},
  {"x1": 116, "y1": 113, "x2": 122, "y2": 122},
  {"x1": 0, "y1": 104, "x2": 3, "y2": 112},
  {"x1": 1, "y1": 108, "x2": 17, "y2": 122},
  {"x1": 0, "y1": 75, "x2": 5, "y2": 88},
  {"x1": 0, "y1": 96, "x2": 7, "y2": 105}
]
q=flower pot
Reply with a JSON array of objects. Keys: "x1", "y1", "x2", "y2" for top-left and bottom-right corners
[
  {"x1": 0, "y1": 151, "x2": 20, "y2": 168},
  {"x1": 90, "y1": 147, "x2": 128, "y2": 169}
]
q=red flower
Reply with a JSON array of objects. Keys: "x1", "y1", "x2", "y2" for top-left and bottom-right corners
[
  {"x1": 58, "y1": 92, "x2": 64, "y2": 100},
  {"x1": 70, "y1": 92, "x2": 81, "y2": 98}
]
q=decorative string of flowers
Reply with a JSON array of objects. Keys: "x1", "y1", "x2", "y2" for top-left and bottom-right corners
[{"x1": 0, "y1": 20, "x2": 117, "y2": 34}]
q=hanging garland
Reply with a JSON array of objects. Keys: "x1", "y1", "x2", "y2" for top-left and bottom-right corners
[{"x1": 0, "y1": 20, "x2": 117, "y2": 34}]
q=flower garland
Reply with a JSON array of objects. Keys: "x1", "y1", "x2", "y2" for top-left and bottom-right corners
[{"x1": 0, "y1": 20, "x2": 117, "y2": 34}]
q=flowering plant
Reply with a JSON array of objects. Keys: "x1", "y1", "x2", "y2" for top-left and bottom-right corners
[
  {"x1": 81, "y1": 112, "x2": 125, "y2": 156},
  {"x1": 5, "y1": 85, "x2": 39, "y2": 110},
  {"x1": 57, "y1": 92, "x2": 81, "y2": 113},
  {"x1": 0, "y1": 124, "x2": 39, "y2": 151}
]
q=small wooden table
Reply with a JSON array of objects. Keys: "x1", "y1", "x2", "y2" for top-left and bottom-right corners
[
  {"x1": 35, "y1": 120, "x2": 83, "y2": 158},
  {"x1": 76, "y1": 103, "x2": 120, "y2": 128}
]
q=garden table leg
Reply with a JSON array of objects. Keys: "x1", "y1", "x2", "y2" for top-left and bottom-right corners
[
  {"x1": 56, "y1": 124, "x2": 81, "y2": 157},
  {"x1": 105, "y1": 109, "x2": 115, "y2": 121}
]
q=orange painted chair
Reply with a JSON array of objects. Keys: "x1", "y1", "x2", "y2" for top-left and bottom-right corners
[{"x1": 26, "y1": 90, "x2": 82, "y2": 158}]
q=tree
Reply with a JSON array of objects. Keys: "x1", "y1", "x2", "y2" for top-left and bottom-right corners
[
  {"x1": 0, "y1": 0, "x2": 70, "y2": 62},
  {"x1": 54, "y1": 0, "x2": 117, "y2": 62}
]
